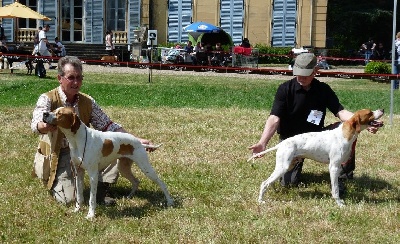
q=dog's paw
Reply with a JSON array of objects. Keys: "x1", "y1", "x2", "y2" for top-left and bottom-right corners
[
  {"x1": 166, "y1": 199, "x2": 174, "y2": 207},
  {"x1": 85, "y1": 209, "x2": 96, "y2": 220},
  {"x1": 258, "y1": 199, "x2": 266, "y2": 204},
  {"x1": 85, "y1": 214, "x2": 95, "y2": 220}
]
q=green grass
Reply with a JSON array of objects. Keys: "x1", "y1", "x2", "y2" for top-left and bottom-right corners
[{"x1": 0, "y1": 68, "x2": 399, "y2": 243}]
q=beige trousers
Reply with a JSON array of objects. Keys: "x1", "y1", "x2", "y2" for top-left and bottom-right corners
[{"x1": 51, "y1": 148, "x2": 119, "y2": 205}]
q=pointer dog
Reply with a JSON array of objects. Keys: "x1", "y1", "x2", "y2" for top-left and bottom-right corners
[
  {"x1": 43, "y1": 107, "x2": 174, "y2": 219},
  {"x1": 248, "y1": 109, "x2": 384, "y2": 207}
]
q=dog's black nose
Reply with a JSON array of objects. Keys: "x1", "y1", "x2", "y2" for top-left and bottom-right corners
[{"x1": 43, "y1": 112, "x2": 49, "y2": 120}]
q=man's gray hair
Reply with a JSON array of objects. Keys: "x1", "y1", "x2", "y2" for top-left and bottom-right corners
[{"x1": 57, "y1": 56, "x2": 83, "y2": 76}]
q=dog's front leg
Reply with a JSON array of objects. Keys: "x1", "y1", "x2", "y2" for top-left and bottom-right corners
[
  {"x1": 74, "y1": 167, "x2": 85, "y2": 213},
  {"x1": 86, "y1": 171, "x2": 99, "y2": 219},
  {"x1": 329, "y1": 162, "x2": 345, "y2": 207}
]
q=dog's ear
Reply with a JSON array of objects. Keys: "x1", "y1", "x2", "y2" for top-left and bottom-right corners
[
  {"x1": 351, "y1": 113, "x2": 362, "y2": 133},
  {"x1": 70, "y1": 112, "x2": 81, "y2": 134}
]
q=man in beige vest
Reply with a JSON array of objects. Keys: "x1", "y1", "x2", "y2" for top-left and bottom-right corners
[{"x1": 31, "y1": 56, "x2": 156, "y2": 205}]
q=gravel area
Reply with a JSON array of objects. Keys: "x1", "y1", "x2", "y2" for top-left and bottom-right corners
[
  {"x1": 6, "y1": 60, "x2": 365, "y2": 82},
  {"x1": 81, "y1": 63, "x2": 366, "y2": 82}
]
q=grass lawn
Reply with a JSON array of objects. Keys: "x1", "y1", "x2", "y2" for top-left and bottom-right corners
[{"x1": 0, "y1": 69, "x2": 399, "y2": 243}]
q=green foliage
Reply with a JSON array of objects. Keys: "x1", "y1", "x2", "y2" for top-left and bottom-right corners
[
  {"x1": 253, "y1": 44, "x2": 292, "y2": 64},
  {"x1": 327, "y1": 1, "x2": 396, "y2": 55},
  {"x1": 364, "y1": 61, "x2": 391, "y2": 74}
]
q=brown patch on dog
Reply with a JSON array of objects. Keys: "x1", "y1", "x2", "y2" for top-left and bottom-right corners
[
  {"x1": 55, "y1": 107, "x2": 75, "y2": 129},
  {"x1": 70, "y1": 112, "x2": 81, "y2": 134},
  {"x1": 102, "y1": 139, "x2": 114, "y2": 157},
  {"x1": 118, "y1": 144, "x2": 134, "y2": 155}
]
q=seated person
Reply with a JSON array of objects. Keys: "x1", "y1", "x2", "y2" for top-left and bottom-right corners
[
  {"x1": 240, "y1": 38, "x2": 251, "y2": 48},
  {"x1": 184, "y1": 41, "x2": 195, "y2": 64},
  {"x1": 204, "y1": 43, "x2": 213, "y2": 65},
  {"x1": 53, "y1": 37, "x2": 66, "y2": 57},
  {"x1": 184, "y1": 41, "x2": 194, "y2": 53},
  {"x1": 211, "y1": 43, "x2": 223, "y2": 66}
]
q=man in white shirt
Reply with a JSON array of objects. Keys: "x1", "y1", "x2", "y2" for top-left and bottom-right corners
[{"x1": 38, "y1": 24, "x2": 55, "y2": 69}]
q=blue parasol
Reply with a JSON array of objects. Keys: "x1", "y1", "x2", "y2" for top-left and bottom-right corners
[{"x1": 183, "y1": 21, "x2": 221, "y2": 33}]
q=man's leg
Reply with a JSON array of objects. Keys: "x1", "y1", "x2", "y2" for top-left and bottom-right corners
[
  {"x1": 280, "y1": 158, "x2": 304, "y2": 187},
  {"x1": 51, "y1": 148, "x2": 81, "y2": 205},
  {"x1": 97, "y1": 161, "x2": 120, "y2": 205}
]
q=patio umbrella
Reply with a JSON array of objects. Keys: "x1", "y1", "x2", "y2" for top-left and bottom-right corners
[
  {"x1": 183, "y1": 21, "x2": 221, "y2": 33},
  {"x1": 0, "y1": 2, "x2": 51, "y2": 20}
]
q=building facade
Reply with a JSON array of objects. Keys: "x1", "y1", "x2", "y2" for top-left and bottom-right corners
[{"x1": 0, "y1": 0, "x2": 328, "y2": 48}]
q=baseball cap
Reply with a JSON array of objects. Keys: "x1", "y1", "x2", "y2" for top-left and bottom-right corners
[{"x1": 293, "y1": 53, "x2": 317, "y2": 76}]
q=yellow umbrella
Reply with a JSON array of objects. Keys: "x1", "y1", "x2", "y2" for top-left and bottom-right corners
[{"x1": 0, "y1": 2, "x2": 51, "y2": 20}]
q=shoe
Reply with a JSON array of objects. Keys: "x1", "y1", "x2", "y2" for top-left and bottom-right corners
[
  {"x1": 49, "y1": 66, "x2": 57, "y2": 69},
  {"x1": 97, "y1": 182, "x2": 116, "y2": 206},
  {"x1": 338, "y1": 179, "x2": 346, "y2": 198},
  {"x1": 339, "y1": 170, "x2": 354, "y2": 180},
  {"x1": 280, "y1": 160, "x2": 304, "y2": 187}
]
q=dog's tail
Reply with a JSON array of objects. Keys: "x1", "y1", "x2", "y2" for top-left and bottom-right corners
[
  {"x1": 142, "y1": 143, "x2": 162, "y2": 149},
  {"x1": 247, "y1": 145, "x2": 280, "y2": 162}
]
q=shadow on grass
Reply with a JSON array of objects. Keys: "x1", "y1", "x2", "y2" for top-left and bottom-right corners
[
  {"x1": 297, "y1": 171, "x2": 398, "y2": 204},
  {"x1": 83, "y1": 186, "x2": 182, "y2": 219}
]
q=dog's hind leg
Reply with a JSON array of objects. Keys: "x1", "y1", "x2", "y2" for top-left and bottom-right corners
[
  {"x1": 258, "y1": 156, "x2": 292, "y2": 203},
  {"x1": 131, "y1": 148, "x2": 174, "y2": 206},
  {"x1": 117, "y1": 158, "x2": 140, "y2": 198},
  {"x1": 258, "y1": 169, "x2": 283, "y2": 203}
]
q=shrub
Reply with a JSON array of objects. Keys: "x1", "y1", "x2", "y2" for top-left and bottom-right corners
[
  {"x1": 253, "y1": 44, "x2": 292, "y2": 64},
  {"x1": 364, "y1": 61, "x2": 391, "y2": 74}
]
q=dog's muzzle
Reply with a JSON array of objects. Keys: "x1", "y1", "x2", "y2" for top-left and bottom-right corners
[{"x1": 43, "y1": 112, "x2": 56, "y2": 125}]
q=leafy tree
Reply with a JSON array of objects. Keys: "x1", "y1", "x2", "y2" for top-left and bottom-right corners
[{"x1": 327, "y1": 0, "x2": 396, "y2": 56}]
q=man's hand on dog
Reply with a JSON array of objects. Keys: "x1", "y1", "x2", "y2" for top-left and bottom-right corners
[{"x1": 37, "y1": 121, "x2": 57, "y2": 134}]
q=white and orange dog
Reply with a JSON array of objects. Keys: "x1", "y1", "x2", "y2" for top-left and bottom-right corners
[
  {"x1": 43, "y1": 107, "x2": 174, "y2": 219},
  {"x1": 248, "y1": 109, "x2": 384, "y2": 207}
]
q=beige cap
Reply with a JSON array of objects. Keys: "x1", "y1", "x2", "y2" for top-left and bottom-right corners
[{"x1": 293, "y1": 53, "x2": 317, "y2": 76}]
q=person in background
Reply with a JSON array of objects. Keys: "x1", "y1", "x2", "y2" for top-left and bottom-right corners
[
  {"x1": 32, "y1": 26, "x2": 42, "y2": 55},
  {"x1": 38, "y1": 24, "x2": 55, "y2": 69},
  {"x1": 361, "y1": 37, "x2": 376, "y2": 65},
  {"x1": 0, "y1": 34, "x2": 8, "y2": 53},
  {"x1": 184, "y1": 41, "x2": 195, "y2": 64},
  {"x1": 105, "y1": 30, "x2": 114, "y2": 56},
  {"x1": 240, "y1": 38, "x2": 251, "y2": 48},
  {"x1": 31, "y1": 56, "x2": 156, "y2": 206},
  {"x1": 54, "y1": 37, "x2": 66, "y2": 57},
  {"x1": 374, "y1": 42, "x2": 387, "y2": 60},
  {"x1": 184, "y1": 41, "x2": 194, "y2": 53},
  {"x1": 248, "y1": 53, "x2": 381, "y2": 196},
  {"x1": 394, "y1": 32, "x2": 400, "y2": 75}
]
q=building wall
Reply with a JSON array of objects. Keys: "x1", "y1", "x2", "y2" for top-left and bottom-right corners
[
  {"x1": 244, "y1": 0, "x2": 273, "y2": 45},
  {"x1": 0, "y1": 0, "x2": 328, "y2": 48},
  {"x1": 151, "y1": 0, "x2": 328, "y2": 48},
  {"x1": 296, "y1": 0, "x2": 327, "y2": 48}
]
